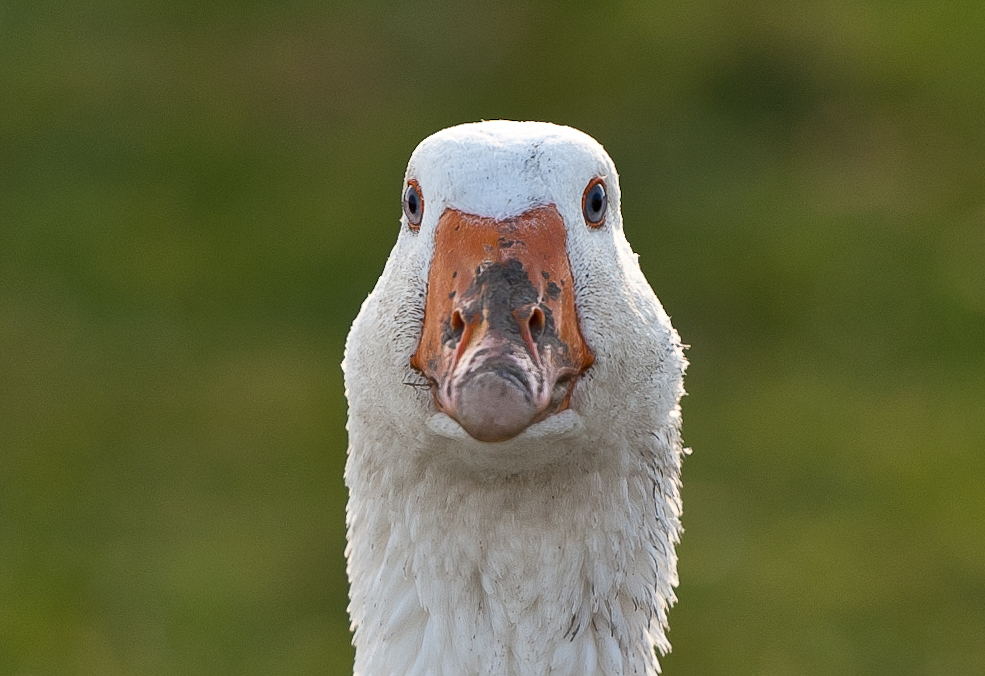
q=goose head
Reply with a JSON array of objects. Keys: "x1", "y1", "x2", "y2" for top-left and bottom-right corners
[{"x1": 343, "y1": 121, "x2": 687, "y2": 675}]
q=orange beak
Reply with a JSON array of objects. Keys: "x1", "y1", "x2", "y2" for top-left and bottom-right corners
[{"x1": 410, "y1": 205, "x2": 594, "y2": 442}]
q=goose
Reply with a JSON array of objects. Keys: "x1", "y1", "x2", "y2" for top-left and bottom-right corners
[{"x1": 343, "y1": 120, "x2": 687, "y2": 676}]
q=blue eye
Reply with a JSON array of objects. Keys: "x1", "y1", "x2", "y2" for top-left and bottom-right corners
[
  {"x1": 583, "y1": 179, "x2": 607, "y2": 226},
  {"x1": 403, "y1": 181, "x2": 424, "y2": 229}
]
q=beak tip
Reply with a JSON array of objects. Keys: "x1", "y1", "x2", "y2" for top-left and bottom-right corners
[{"x1": 451, "y1": 371, "x2": 538, "y2": 442}]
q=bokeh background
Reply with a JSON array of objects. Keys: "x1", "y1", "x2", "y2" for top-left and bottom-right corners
[{"x1": 2, "y1": 1, "x2": 984, "y2": 674}]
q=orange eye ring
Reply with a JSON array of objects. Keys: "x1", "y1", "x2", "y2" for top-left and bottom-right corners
[
  {"x1": 582, "y1": 178, "x2": 607, "y2": 227},
  {"x1": 403, "y1": 179, "x2": 424, "y2": 230}
]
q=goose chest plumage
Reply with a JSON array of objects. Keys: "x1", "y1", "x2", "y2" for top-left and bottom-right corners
[{"x1": 343, "y1": 120, "x2": 688, "y2": 676}]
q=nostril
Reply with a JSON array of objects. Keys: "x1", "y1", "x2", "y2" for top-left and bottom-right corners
[
  {"x1": 528, "y1": 307, "x2": 546, "y2": 342},
  {"x1": 449, "y1": 310, "x2": 466, "y2": 342}
]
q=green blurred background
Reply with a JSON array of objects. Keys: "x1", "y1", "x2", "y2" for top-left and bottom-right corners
[{"x1": 2, "y1": 1, "x2": 983, "y2": 674}]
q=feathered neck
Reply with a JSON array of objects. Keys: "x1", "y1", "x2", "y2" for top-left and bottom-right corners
[{"x1": 344, "y1": 420, "x2": 683, "y2": 676}]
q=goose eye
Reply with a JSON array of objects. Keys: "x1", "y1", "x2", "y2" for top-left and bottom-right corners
[
  {"x1": 582, "y1": 179, "x2": 607, "y2": 227},
  {"x1": 403, "y1": 180, "x2": 424, "y2": 229}
]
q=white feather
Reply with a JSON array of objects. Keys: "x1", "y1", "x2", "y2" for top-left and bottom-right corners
[{"x1": 344, "y1": 121, "x2": 687, "y2": 675}]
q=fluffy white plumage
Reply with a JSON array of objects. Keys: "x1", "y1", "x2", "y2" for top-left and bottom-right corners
[{"x1": 343, "y1": 121, "x2": 687, "y2": 676}]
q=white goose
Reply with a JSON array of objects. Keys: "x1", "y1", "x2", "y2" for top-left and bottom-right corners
[{"x1": 343, "y1": 121, "x2": 687, "y2": 676}]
